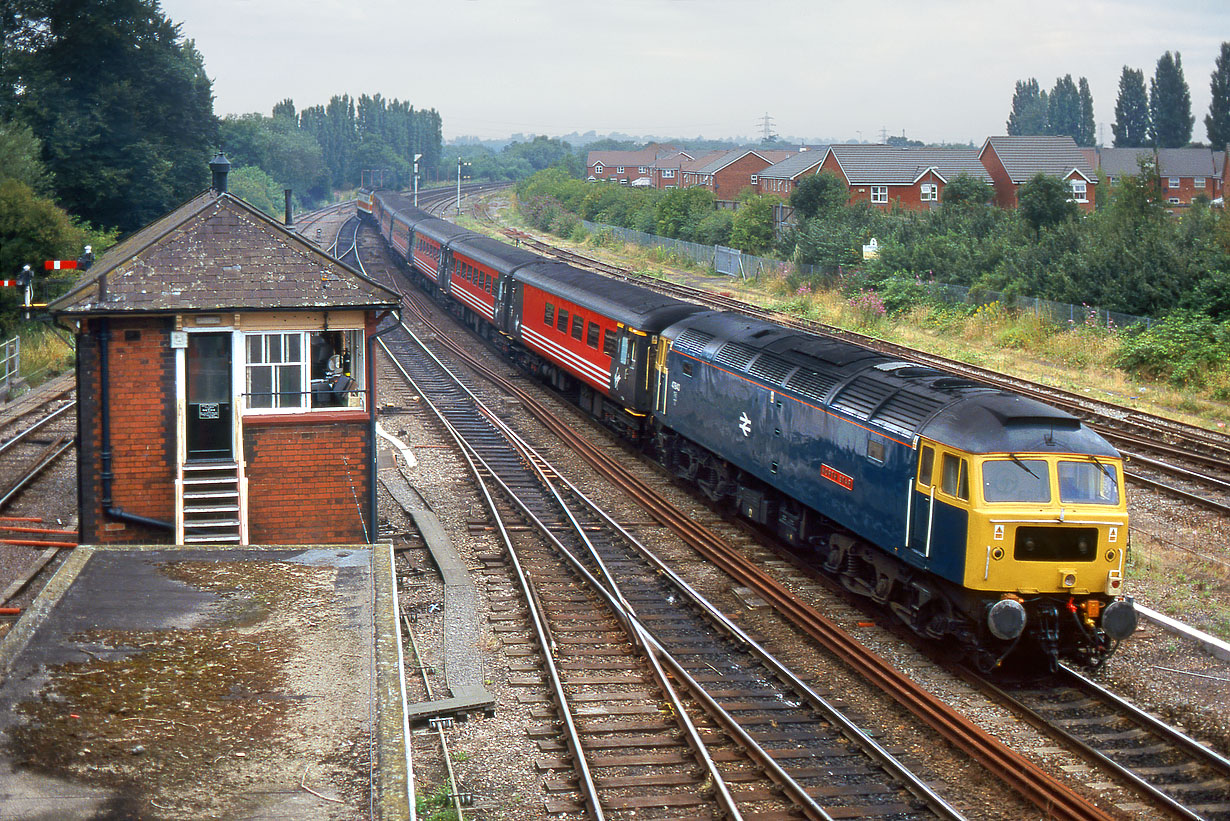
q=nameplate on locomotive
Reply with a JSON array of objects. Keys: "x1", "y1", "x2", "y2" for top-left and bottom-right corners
[{"x1": 820, "y1": 464, "x2": 853, "y2": 491}]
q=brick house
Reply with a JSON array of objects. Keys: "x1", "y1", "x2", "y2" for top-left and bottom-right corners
[
  {"x1": 680, "y1": 148, "x2": 795, "y2": 203},
  {"x1": 978, "y1": 136, "x2": 1098, "y2": 211},
  {"x1": 648, "y1": 150, "x2": 696, "y2": 189},
  {"x1": 819, "y1": 144, "x2": 992, "y2": 210},
  {"x1": 587, "y1": 143, "x2": 677, "y2": 185},
  {"x1": 1086, "y1": 146, "x2": 1223, "y2": 208},
  {"x1": 49, "y1": 156, "x2": 401, "y2": 546},
  {"x1": 756, "y1": 148, "x2": 829, "y2": 199}
]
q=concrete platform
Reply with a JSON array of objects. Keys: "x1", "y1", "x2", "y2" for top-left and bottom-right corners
[{"x1": 0, "y1": 544, "x2": 410, "y2": 820}]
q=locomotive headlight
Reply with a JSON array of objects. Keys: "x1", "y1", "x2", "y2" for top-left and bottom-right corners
[
  {"x1": 1060, "y1": 571, "x2": 1077, "y2": 587},
  {"x1": 1102, "y1": 598, "x2": 1137, "y2": 640},
  {"x1": 987, "y1": 598, "x2": 1027, "y2": 640}
]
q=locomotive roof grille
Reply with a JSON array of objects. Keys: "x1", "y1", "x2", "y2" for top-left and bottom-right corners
[
  {"x1": 831, "y1": 376, "x2": 896, "y2": 420},
  {"x1": 748, "y1": 353, "x2": 794, "y2": 385},
  {"x1": 874, "y1": 392, "x2": 946, "y2": 436},
  {"x1": 785, "y1": 369, "x2": 839, "y2": 403},
  {"x1": 673, "y1": 329, "x2": 714, "y2": 357},
  {"x1": 714, "y1": 342, "x2": 757, "y2": 371}
]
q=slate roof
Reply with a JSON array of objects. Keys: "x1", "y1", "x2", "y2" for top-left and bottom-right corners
[
  {"x1": 981, "y1": 136, "x2": 1097, "y2": 183},
  {"x1": 1096, "y1": 147, "x2": 1154, "y2": 177},
  {"x1": 49, "y1": 190, "x2": 401, "y2": 316},
  {"x1": 758, "y1": 149, "x2": 829, "y2": 180},
  {"x1": 1156, "y1": 147, "x2": 1217, "y2": 178},
  {"x1": 826, "y1": 145, "x2": 992, "y2": 184}
]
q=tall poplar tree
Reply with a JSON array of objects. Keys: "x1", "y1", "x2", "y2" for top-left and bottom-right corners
[
  {"x1": 1113, "y1": 66, "x2": 1151, "y2": 147},
  {"x1": 1007, "y1": 78, "x2": 1049, "y2": 135},
  {"x1": 1047, "y1": 75, "x2": 1082, "y2": 140},
  {"x1": 1077, "y1": 77, "x2": 1096, "y2": 146},
  {"x1": 1206, "y1": 41, "x2": 1230, "y2": 149},
  {"x1": 1149, "y1": 51, "x2": 1195, "y2": 148}
]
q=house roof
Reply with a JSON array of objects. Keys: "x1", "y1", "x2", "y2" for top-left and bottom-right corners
[
  {"x1": 680, "y1": 150, "x2": 731, "y2": 173},
  {"x1": 759, "y1": 150, "x2": 829, "y2": 180},
  {"x1": 588, "y1": 146, "x2": 676, "y2": 168},
  {"x1": 49, "y1": 190, "x2": 401, "y2": 316},
  {"x1": 685, "y1": 148, "x2": 795, "y2": 176},
  {"x1": 1215, "y1": 151, "x2": 1226, "y2": 178},
  {"x1": 650, "y1": 151, "x2": 695, "y2": 171},
  {"x1": 1096, "y1": 147, "x2": 1155, "y2": 177},
  {"x1": 980, "y1": 136, "x2": 1097, "y2": 183},
  {"x1": 1156, "y1": 147, "x2": 1217, "y2": 178},
  {"x1": 825, "y1": 144, "x2": 992, "y2": 184}
]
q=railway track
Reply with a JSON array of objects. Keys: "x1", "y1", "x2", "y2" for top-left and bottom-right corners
[
  {"x1": 355, "y1": 216, "x2": 1126, "y2": 821},
  {"x1": 971, "y1": 665, "x2": 1230, "y2": 820},
  {"x1": 473, "y1": 209, "x2": 1230, "y2": 515},
  {"x1": 0, "y1": 372, "x2": 76, "y2": 516}
]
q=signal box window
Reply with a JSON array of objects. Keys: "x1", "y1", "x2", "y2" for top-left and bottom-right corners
[
  {"x1": 940, "y1": 453, "x2": 968, "y2": 500},
  {"x1": 586, "y1": 321, "x2": 600, "y2": 349},
  {"x1": 983, "y1": 459, "x2": 1050, "y2": 503},
  {"x1": 544, "y1": 303, "x2": 555, "y2": 326},
  {"x1": 918, "y1": 446, "x2": 935, "y2": 486},
  {"x1": 571, "y1": 314, "x2": 584, "y2": 340},
  {"x1": 557, "y1": 309, "x2": 569, "y2": 333}
]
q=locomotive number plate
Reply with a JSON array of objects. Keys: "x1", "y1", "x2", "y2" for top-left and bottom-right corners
[{"x1": 820, "y1": 464, "x2": 853, "y2": 491}]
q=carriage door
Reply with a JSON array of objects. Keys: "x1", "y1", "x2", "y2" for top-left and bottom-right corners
[{"x1": 186, "y1": 332, "x2": 233, "y2": 461}]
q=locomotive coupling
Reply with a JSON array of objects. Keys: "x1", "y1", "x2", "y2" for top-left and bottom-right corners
[
  {"x1": 987, "y1": 597, "x2": 1027, "y2": 640},
  {"x1": 1101, "y1": 597, "x2": 1137, "y2": 640}
]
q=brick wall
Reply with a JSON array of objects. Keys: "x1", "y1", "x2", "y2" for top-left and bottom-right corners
[
  {"x1": 243, "y1": 418, "x2": 371, "y2": 544},
  {"x1": 712, "y1": 154, "x2": 772, "y2": 201},
  {"x1": 77, "y1": 317, "x2": 177, "y2": 544}
]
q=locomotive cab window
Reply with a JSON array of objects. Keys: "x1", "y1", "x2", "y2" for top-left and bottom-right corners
[
  {"x1": 940, "y1": 453, "x2": 969, "y2": 500},
  {"x1": 866, "y1": 438, "x2": 885, "y2": 464},
  {"x1": 983, "y1": 458, "x2": 1050, "y2": 503},
  {"x1": 681, "y1": 360, "x2": 693, "y2": 377},
  {"x1": 1058, "y1": 461, "x2": 1120, "y2": 505},
  {"x1": 918, "y1": 445, "x2": 935, "y2": 486}
]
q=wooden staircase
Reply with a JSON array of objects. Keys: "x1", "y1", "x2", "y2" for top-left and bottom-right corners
[{"x1": 181, "y1": 461, "x2": 242, "y2": 543}]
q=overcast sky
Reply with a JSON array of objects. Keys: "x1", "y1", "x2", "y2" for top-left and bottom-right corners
[{"x1": 160, "y1": 0, "x2": 1230, "y2": 146}]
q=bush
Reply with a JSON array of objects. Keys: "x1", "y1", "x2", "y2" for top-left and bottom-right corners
[{"x1": 1115, "y1": 311, "x2": 1230, "y2": 387}]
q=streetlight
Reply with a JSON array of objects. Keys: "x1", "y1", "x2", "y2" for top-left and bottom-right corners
[{"x1": 456, "y1": 156, "x2": 470, "y2": 216}]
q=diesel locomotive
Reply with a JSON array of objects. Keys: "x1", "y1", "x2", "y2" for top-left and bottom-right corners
[{"x1": 364, "y1": 188, "x2": 1137, "y2": 671}]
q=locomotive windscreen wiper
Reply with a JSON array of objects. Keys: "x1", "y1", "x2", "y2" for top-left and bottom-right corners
[
  {"x1": 1088, "y1": 454, "x2": 1116, "y2": 482},
  {"x1": 1008, "y1": 453, "x2": 1040, "y2": 479}
]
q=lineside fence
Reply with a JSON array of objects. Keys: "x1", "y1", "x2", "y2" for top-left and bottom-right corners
[
  {"x1": 579, "y1": 220, "x2": 1153, "y2": 330},
  {"x1": 1, "y1": 336, "x2": 19, "y2": 400}
]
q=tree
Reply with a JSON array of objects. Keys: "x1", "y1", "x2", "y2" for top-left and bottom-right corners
[
  {"x1": 0, "y1": 178, "x2": 89, "y2": 334},
  {"x1": 1017, "y1": 173, "x2": 1079, "y2": 232},
  {"x1": 1007, "y1": 78, "x2": 1049, "y2": 135},
  {"x1": 729, "y1": 194, "x2": 777, "y2": 255},
  {"x1": 3, "y1": 0, "x2": 217, "y2": 232},
  {"x1": 941, "y1": 174, "x2": 994, "y2": 207},
  {"x1": 1149, "y1": 51, "x2": 1195, "y2": 148},
  {"x1": 227, "y1": 166, "x2": 286, "y2": 218},
  {"x1": 1077, "y1": 77, "x2": 1096, "y2": 146},
  {"x1": 0, "y1": 120, "x2": 51, "y2": 193},
  {"x1": 1113, "y1": 66, "x2": 1151, "y2": 147},
  {"x1": 789, "y1": 171, "x2": 846, "y2": 219},
  {"x1": 1047, "y1": 75, "x2": 1082, "y2": 140},
  {"x1": 1206, "y1": 42, "x2": 1230, "y2": 148},
  {"x1": 654, "y1": 187, "x2": 714, "y2": 241}
]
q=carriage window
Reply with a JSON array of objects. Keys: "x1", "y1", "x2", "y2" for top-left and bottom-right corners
[
  {"x1": 940, "y1": 453, "x2": 968, "y2": 500},
  {"x1": 983, "y1": 459, "x2": 1051, "y2": 503},
  {"x1": 557, "y1": 309, "x2": 569, "y2": 332},
  {"x1": 586, "y1": 321, "x2": 600, "y2": 349},
  {"x1": 544, "y1": 303, "x2": 555, "y2": 326},
  {"x1": 571, "y1": 314, "x2": 584, "y2": 340},
  {"x1": 1059, "y1": 461, "x2": 1120, "y2": 505},
  {"x1": 918, "y1": 446, "x2": 935, "y2": 486},
  {"x1": 603, "y1": 330, "x2": 618, "y2": 358}
]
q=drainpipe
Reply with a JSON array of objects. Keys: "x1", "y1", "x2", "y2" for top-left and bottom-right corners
[
  {"x1": 97, "y1": 317, "x2": 174, "y2": 532},
  {"x1": 367, "y1": 309, "x2": 401, "y2": 543}
]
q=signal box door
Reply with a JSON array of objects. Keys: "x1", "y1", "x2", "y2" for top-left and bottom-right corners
[{"x1": 186, "y1": 332, "x2": 232, "y2": 461}]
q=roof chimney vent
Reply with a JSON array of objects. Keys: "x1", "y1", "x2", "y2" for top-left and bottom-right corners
[{"x1": 209, "y1": 152, "x2": 231, "y2": 195}]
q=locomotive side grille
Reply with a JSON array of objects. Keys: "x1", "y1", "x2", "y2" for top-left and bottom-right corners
[
  {"x1": 673, "y1": 329, "x2": 713, "y2": 357},
  {"x1": 832, "y1": 376, "x2": 895, "y2": 420},
  {"x1": 748, "y1": 353, "x2": 793, "y2": 386},
  {"x1": 714, "y1": 342, "x2": 757, "y2": 371},
  {"x1": 785, "y1": 369, "x2": 839, "y2": 403},
  {"x1": 873, "y1": 392, "x2": 946, "y2": 435}
]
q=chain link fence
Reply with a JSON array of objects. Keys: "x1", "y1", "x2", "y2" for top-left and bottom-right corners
[{"x1": 579, "y1": 219, "x2": 1153, "y2": 330}]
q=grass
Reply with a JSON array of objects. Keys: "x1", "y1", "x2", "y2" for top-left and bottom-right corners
[
  {"x1": 8, "y1": 323, "x2": 74, "y2": 390},
  {"x1": 1127, "y1": 530, "x2": 1230, "y2": 641}
]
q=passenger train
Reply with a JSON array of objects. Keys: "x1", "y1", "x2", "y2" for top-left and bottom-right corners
[{"x1": 362, "y1": 188, "x2": 1137, "y2": 671}]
